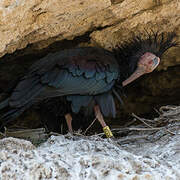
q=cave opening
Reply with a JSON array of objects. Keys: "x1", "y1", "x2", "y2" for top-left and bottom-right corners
[{"x1": 0, "y1": 38, "x2": 179, "y2": 135}]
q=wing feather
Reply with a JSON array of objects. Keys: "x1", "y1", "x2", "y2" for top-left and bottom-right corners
[{"x1": 8, "y1": 47, "x2": 119, "y2": 110}]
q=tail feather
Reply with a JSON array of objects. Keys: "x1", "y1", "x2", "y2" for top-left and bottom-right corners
[
  {"x1": 0, "y1": 98, "x2": 9, "y2": 109},
  {"x1": 0, "y1": 101, "x2": 33, "y2": 129},
  {"x1": 10, "y1": 84, "x2": 44, "y2": 108}
]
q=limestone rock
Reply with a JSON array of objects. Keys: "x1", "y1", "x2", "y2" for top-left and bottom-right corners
[
  {"x1": 0, "y1": 0, "x2": 179, "y2": 68},
  {"x1": 90, "y1": 0, "x2": 180, "y2": 70},
  {"x1": 0, "y1": 0, "x2": 111, "y2": 57},
  {"x1": 0, "y1": 124, "x2": 180, "y2": 179}
]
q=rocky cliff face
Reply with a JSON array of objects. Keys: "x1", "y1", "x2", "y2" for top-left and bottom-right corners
[
  {"x1": 0, "y1": 0, "x2": 179, "y2": 129},
  {"x1": 0, "y1": 0, "x2": 179, "y2": 60}
]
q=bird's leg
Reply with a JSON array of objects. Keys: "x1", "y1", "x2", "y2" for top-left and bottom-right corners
[
  {"x1": 65, "y1": 113, "x2": 73, "y2": 133},
  {"x1": 94, "y1": 105, "x2": 113, "y2": 138},
  {"x1": 94, "y1": 105, "x2": 106, "y2": 127}
]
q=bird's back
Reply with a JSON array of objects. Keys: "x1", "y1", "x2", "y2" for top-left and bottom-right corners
[{"x1": 8, "y1": 47, "x2": 119, "y2": 110}]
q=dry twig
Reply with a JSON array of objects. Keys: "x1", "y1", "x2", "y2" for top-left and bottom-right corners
[
  {"x1": 84, "y1": 117, "x2": 97, "y2": 135},
  {"x1": 132, "y1": 113, "x2": 155, "y2": 128}
]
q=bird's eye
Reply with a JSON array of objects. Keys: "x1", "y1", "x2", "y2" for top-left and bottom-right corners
[{"x1": 152, "y1": 57, "x2": 159, "y2": 66}]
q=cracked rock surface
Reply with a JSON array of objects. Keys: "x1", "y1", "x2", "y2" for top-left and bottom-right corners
[
  {"x1": 0, "y1": 106, "x2": 180, "y2": 179},
  {"x1": 0, "y1": 132, "x2": 179, "y2": 180},
  {"x1": 0, "y1": 0, "x2": 179, "y2": 66}
]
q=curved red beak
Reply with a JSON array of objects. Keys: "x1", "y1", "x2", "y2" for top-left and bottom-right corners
[
  {"x1": 122, "y1": 67, "x2": 145, "y2": 86},
  {"x1": 122, "y1": 55, "x2": 160, "y2": 86}
]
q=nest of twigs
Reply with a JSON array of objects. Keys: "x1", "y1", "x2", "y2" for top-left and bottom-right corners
[
  {"x1": 110, "y1": 105, "x2": 180, "y2": 144},
  {"x1": 0, "y1": 105, "x2": 180, "y2": 146}
]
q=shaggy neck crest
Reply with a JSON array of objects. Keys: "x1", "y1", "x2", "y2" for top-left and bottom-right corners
[{"x1": 113, "y1": 31, "x2": 178, "y2": 82}]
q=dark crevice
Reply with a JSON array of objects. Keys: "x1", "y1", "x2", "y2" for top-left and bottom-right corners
[
  {"x1": 0, "y1": 31, "x2": 91, "y2": 63},
  {"x1": 0, "y1": 24, "x2": 115, "y2": 66},
  {"x1": 111, "y1": 0, "x2": 125, "y2": 4},
  {"x1": 0, "y1": 30, "x2": 179, "y2": 134},
  {"x1": 0, "y1": 24, "x2": 119, "y2": 91},
  {"x1": 0, "y1": 31, "x2": 94, "y2": 91}
]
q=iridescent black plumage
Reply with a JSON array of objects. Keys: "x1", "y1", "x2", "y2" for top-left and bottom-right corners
[{"x1": 0, "y1": 47, "x2": 119, "y2": 125}]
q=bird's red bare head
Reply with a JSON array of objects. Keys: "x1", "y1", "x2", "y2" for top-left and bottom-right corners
[
  {"x1": 122, "y1": 52, "x2": 160, "y2": 86},
  {"x1": 138, "y1": 52, "x2": 160, "y2": 73}
]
